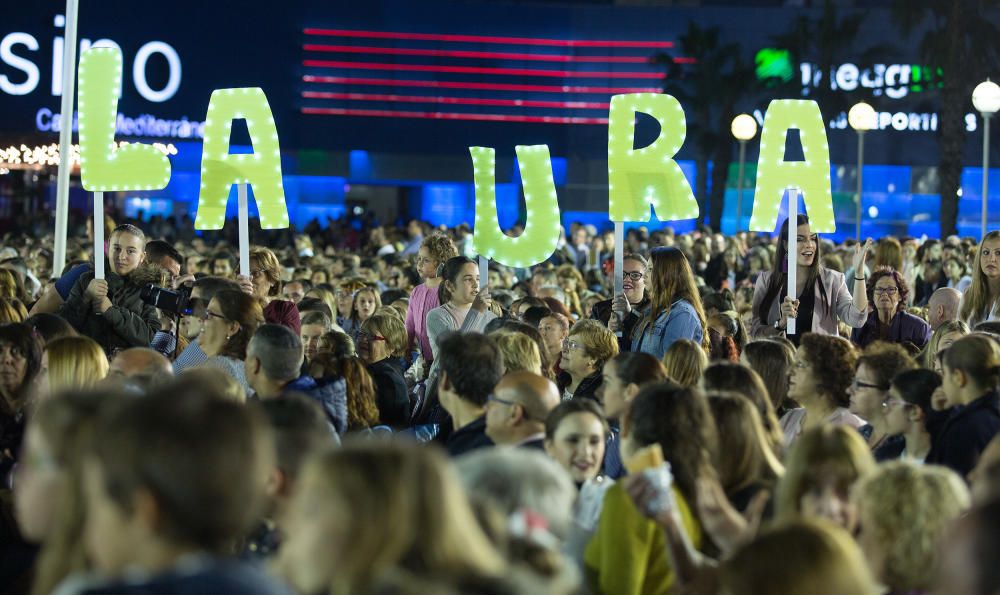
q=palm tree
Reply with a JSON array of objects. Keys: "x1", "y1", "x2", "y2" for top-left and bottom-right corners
[
  {"x1": 892, "y1": 0, "x2": 1000, "y2": 237},
  {"x1": 653, "y1": 23, "x2": 757, "y2": 232}
]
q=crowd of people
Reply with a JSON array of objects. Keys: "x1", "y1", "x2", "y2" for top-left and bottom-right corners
[{"x1": 0, "y1": 211, "x2": 998, "y2": 595}]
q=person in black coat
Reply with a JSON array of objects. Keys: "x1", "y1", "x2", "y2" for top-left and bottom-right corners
[
  {"x1": 58, "y1": 224, "x2": 163, "y2": 355},
  {"x1": 926, "y1": 335, "x2": 1000, "y2": 477},
  {"x1": 358, "y1": 313, "x2": 410, "y2": 428}
]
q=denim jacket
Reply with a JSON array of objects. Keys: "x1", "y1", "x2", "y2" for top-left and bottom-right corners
[{"x1": 631, "y1": 299, "x2": 703, "y2": 360}]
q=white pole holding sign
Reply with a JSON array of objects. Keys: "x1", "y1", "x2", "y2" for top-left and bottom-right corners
[
  {"x1": 786, "y1": 187, "x2": 798, "y2": 336},
  {"x1": 53, "y1": 0, "x2": 80, "y2": 278},
  {"x1": 479, "y1": 255, "x2": 489, "y2": 290},
  {"x1": 238, "y1": 183, "x2": 250, "y2": 277},
  {"x1": 613, "y1": 220, "x2": 624, "y2": 338},
  {"x1": 93, "y1": 192, "x2": 104, "y2": 280}
]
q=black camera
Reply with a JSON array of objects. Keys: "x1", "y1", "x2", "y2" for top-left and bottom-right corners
[{"x1": 140, "y1": 284, "x2": 196, "y2": 316}]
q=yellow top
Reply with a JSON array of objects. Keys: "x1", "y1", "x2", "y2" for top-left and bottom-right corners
[{"x1": 584, "y1": 482, "x2": 702, "y2": 595}]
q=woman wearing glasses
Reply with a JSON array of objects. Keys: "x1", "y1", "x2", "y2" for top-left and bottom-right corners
[
  {"x1": 556, "y1": 320, "x2": 618, "y2": 402},
  {"x1": 358, "y1": 312, "x2": 410, "y2": 428},
  {"x1": 591, "y1": 253, "x2": 649, "y2": 349},
  {"x1": 750, "y1": 215, "x2": 870, "y2": 347},
  {"x1": 845, "y1": 343, "x2": 917, "y2": 457},
  {"x1": 196, "y1": 289, "x2": 263, "y2": 396},
  {"x1": 247, "y1": 247, "x2": 300, "y2": 333},
  {"x1": 849, "y1": 267, "x2": 930, "y2": 350}
]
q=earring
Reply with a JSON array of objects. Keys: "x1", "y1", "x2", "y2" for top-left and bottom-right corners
[{"x1": 226, "y1": 334, "x2": 232, "y2": 341}]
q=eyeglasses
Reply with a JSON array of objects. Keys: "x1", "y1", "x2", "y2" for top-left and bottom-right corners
[
  {"x1": 358, "y1": 331, "x2": 386, "y2": 342},
  {"x1": 873, "y1": 287, "x2": 898, "y2": 295},
  {"x1": 201, "y1": 310, "x2": 227, "y2": 322},
  {"x1": 250, "y1": 269, "x2": 268, "y2": 278},
  {"x1": 622, "y1": 271, "x2": 644, "y2": 281},
  {"x1": 851, "y1": 379, "x2": 887, "y2": 391},
  {"x1": 562, "y1": 339, "x2": 584, "y2": 352}
]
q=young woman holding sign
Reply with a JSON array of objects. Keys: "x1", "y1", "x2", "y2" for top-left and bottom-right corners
[
  {"x1": 425, "y1": 256, "x2": 496, "y2": 381},
  {"x1": 59, "y1": 224, "x2": 163, "y2": 355},
  {"x1": 750, "y1": 215, "x2": 871, "y2": 346}
]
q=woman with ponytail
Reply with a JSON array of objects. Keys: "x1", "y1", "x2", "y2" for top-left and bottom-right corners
[
  {"x1": 750, "y1": 215, "x2": 870, "y2": 346},
  {"x1": 926, "y1": 334, "x2": 1000, "y2": 476}
]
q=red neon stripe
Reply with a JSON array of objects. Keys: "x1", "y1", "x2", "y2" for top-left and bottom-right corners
[
  {"x1": 302, "y1": 75, "x2": 661, "y2": 94},
  {"x1": 303, "y1": 59, "x2": 663, "y2": 79},
  {"x1": 302, "y1": 44, "x2": 655, "y2": 64},
  {"x1": 303, "y1": 28, "x2": 673, "y2": 49},
  {"x1": 301, "y1": 106, "x2": 609, "y2": 124},
  {"x1": 302, "y1": 91, "x2": 610, "y2": 109}
]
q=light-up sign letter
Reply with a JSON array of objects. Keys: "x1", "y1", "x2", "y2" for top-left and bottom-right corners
[
  {"x1": 195, "y1": 88, "x2": 288, "y2": 230},
  {"x1": 608, "y1": 93, "x2": 699, "y2": 222},
  {"x1": 470, "y1": 145, "x2": 560, "y2": 268},
  {"x1": 77, "y1": 47, "x2": 170, "y2": 191},
  {"x1": 749, "y1": 99, "x2": 835, "y2": 233}
]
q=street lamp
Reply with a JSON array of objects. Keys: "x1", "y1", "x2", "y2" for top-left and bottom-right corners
[
  {"x1": 848, "y1": 102, "x2": 876, "y2": 241},
  {"x1": 731, "y1": 113, "x2": 758, "y2": 232},
  {"x1": 973, "y1": 80, "x2": 1000, "y2": 239}
]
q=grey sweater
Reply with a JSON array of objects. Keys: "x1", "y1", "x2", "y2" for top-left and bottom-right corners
[{"x1": 425, "y1": 303, "x2": 497, "y2": 380}]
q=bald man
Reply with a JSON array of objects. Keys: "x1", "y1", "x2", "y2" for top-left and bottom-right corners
[
  {"x1": 105, "y1": 347, "x2": 174, "y2": 392},
  {"x1": 928, "y1": 287, "x2": 962, "y2": 330},
  {"x1": 485, "y1": 371, "x2": 561, "y2": 449}
]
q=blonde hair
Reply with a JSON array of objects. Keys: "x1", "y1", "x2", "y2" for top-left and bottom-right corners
[
  {"x1": 961, "y1": 230, "x2": 1000, "y2": 325},
  {"x1": 494, "y1": 331, "x2": 543, "y2": 375},
  {"x1": 720, "y1": 519, "x2": 878, "y2": 595},
  {"x1": 0, "y1": 297, "x2": 27, "y2": 324},
  {"x1": 45, "y1": 336, "x2": 109, "y2": 394},
  {"x1": 851, "y1": 462, "x2": 970, "y2": 591},
  {"x1": 568, "y1": 319, "x2": 619, "y2": 370},
  {"x1": 361, "y1": 312, "x2": 407, "y2": 357},
  {"x1": 0, "y1": 269, "x2": 19, "y2": 299},
  {"x1": 305, "y1": 287, "x2": 338, "y2": 320},
  {"x1": 661, "y1": 338, "x2": 708, "y2": 387},
  {"x1": 776, "y1": 425, "x2": 875, "y2": 521},
  {"x1": 249, "y1": 247, "x2": 282, "y2": 296},
  {"x1": 923, "y1": 319, "x2": 970, "y2": 368},
  {"x1": 421, "y1": 233, "x2": 459, "y2": 266},
  {"x1": 296, "y1": 443, "x2": 506, "y2": 594}
]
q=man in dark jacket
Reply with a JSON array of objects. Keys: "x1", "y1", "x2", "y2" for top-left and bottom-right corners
[
  {"x1": 58, "y1": 225, "x2": 162, "y2": 355},
  {"x1": 438, "y1": 332, "x2": 502, "y2": 457},
  {"x1": 245, "y1": 324, "x2": 348, "y2": 435}
]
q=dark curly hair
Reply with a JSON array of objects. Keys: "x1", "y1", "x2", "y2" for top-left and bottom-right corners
[
  {"x1": 799, "y1": 334, "x2": 858, "y2": 408},
  {"x1": 866, "y1": 267, "x2": 909, "y2": 314}
]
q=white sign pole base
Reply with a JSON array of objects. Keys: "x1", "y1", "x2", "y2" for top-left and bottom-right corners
[
  {"x1": 238, "y1": 183, "x2": 250, "y2": 277},
  {"x1": 786, "y1": 187, "x2": 799, "y2": 336},
  {"x1": 94, "y1": 191, "x2": 105, "y2": 280}
]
